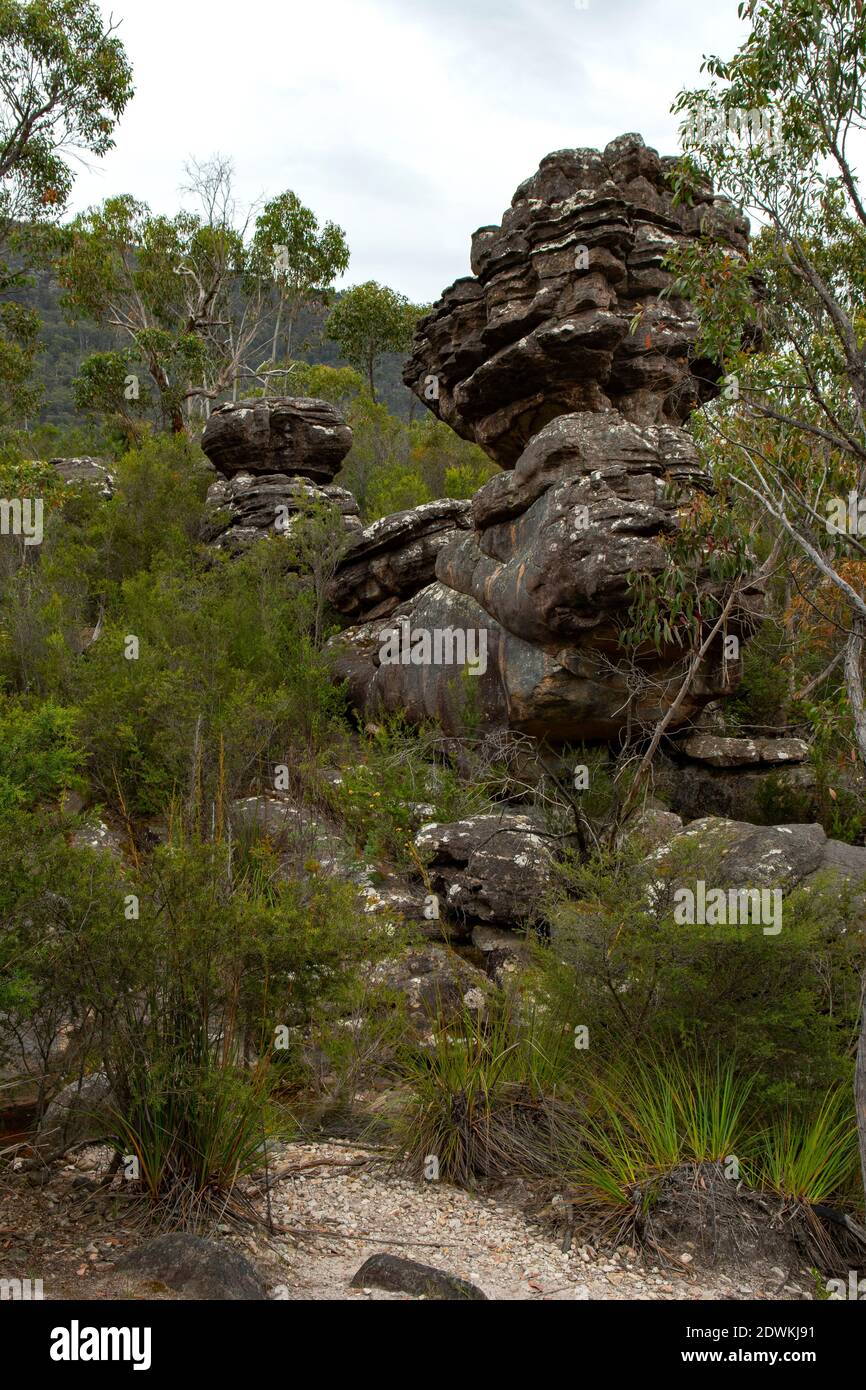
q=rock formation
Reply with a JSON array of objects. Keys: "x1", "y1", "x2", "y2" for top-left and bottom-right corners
[
  {"x1": 328, "y1": 134, "x2": 761, "y2": 738},
  {"x1": 329, "y1": 498, "x2": 472, "y2": 622},
  {"x1": 201, "y1": 397, "x2": 360, "y2": 551},
  {"x1": 49, "y1": 456, "x2": 115, "y2": 497},
  {"x1": 403, "y1": 133, "x2": 748, "y2": 465},
  {"x1": 202, "y1": 398, "x2": 352, "y2": 480},
  {"x1": 413, "y1": 810, "x2": 555, "y2": 928}
]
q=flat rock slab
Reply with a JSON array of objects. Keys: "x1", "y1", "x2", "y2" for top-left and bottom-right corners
[
  {"x1": 680, "y1": 735, "x2": 810, "y2": 768},
  {"x1": 350, "y1": 1253, "x2": 488, "y2": 1300},
  {"x1": 116, "y1": 1234, "x2": 266, "y2": 1301}
]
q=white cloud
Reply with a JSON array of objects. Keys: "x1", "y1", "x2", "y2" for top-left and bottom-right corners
[{"x1": 71, "y1": 0, "x2": 749, "y2": 302}]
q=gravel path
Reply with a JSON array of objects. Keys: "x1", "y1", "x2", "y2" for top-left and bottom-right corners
[
  {"x1": 242, "y1": 1142, "x2": 814, "y2": 1301},
  {"x1": 1, "y1": 1140, "x2": 816, "y2": 1300}
]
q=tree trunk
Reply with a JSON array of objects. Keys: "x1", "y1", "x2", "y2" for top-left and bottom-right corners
[
  {"x1": 271, "y1": 297, "x2": 283, "y2": 369},
  {"x1": 367, "y1": 351, "x2": 377, "y2": 403},
  {"x1": 844, "y1": 614, "x2": 866, "y2": 767},
  {"x1": 857, "y1": 981, "x2": 866, "y2": 1210}
]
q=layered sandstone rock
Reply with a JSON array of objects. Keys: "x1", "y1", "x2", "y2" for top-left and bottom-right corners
[
  {"x1": 201, "y1": 397, "x2": 352, "y2": 481},
  {"x1": 329, "y1": 497, "x2": 472, "y2": 621},
  {"x1": 403, "y1": 133, "x2": 748, "y2": 465},
  {"x1": 200, "y1": 397, "x2": 359, "y2": 551},
  {"x1": 327, "y1": 134, "x2": 760, "y2": 739},
  {"x1": 204, "y1": 474, "x2": 360, "y2": 552}
]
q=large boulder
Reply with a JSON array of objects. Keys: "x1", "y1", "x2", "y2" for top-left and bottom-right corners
[
  {"x1": 201, "y1": 397, "x2": 353, "y2": 481},
  {"x1": 327, "y1": 418, "x2": 762, "y2": 737},
  {"x1": 329, "y1": 498, "x2": 472, "y2": 622},
  {"x1": 404, "y1": 133, "x2": 748, "y2": 465},
  {"x1": 200, "y1": 396, "x2": 359, "y2": 554},
  {"x1": 414, "y1": 810, "x2": 558, "y2": 928},
  {"x1": 645, "y1": 816, "x2": 866, "y2": 914}
]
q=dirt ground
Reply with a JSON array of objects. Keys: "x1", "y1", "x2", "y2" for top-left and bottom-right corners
[{"x1": 0, "y1": 1140, "x2": 816, "y2": 1302}]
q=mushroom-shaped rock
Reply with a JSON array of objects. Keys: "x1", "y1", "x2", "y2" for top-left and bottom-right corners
[{"x1": 201, "y1": 397, "x2": 353, "y2": 481}]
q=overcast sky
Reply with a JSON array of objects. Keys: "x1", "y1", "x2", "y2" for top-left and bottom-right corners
[{"x1": 71, "y1": 0, "x2": 749, "y2": 303}]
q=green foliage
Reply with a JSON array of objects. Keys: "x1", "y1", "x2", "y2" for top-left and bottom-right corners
[
  {"x1": 0, "y1": 692, "x2": 83, "y2": 805},
  {"x1": 388, "y1": 999, "x2": 581, "y2": 1187},
  {"x1": 0, "y1": 280, "x2": 41, "y2": 429},
  {"x1": 246, "y1": 359, "x2": 364, "y2": 411},
  {"x1": 323, "y1": 717, "x2": 491, "y2": 867},
  {"x1": 534, "y1": 839, "x2": 866, "y2": 1110},
  {"x1": 568, "y1": 1051, "x2": 752, "y2": 1208},
  {"x1": 326, "y1": 280, "x2": 421, "y2": 402},
  {"x1": 71, "y1": 549, "x2": 345, "y2": 816},
  {"x1": 72, "y1": 347, "x2": 151, "y2": 444},
  {"x1": 250, "y1": 190, "x2": 349, "y2": 363},
  {"x1": 56, "y1": 193, "x2": 239, "y2": 430},
  {"x1": 0, "y1": 433, "x2": 209, "y2": 697},
  {"x1": 622, "y1": 482, "x2": 751, "y2": 654},
  {"x1": 0, "y1": 0, "x2": 133, "y2": 436},
  {"x1": 110, "y1": 1057, "x2": 276, "y2": 1221},
  {"x1": 724, "y1": 620, "x2": 792, "y2": 730},
  {"x1": 0, "y1": 0, "x2": 133, "y2": 224},
  {"x1": 365, "y1": 460, "x2": 432, "y2": 518},
  {"x1": 280, "y1": 490, "x2": 353, "y2": 646},
  {"x1": 749, "y1": 1088, "x2": 860, "y2": 1204}
]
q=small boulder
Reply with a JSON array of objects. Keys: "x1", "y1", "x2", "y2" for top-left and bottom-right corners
[
  {"x1": 34, "y1": 1073, "x2": 115, "y2": 1158},
  {"x1": 116, "y1": 1233, "x2": 266, "y2": 1300},
  {"x1": 350, "y1": 1253, "x2": 488, "y2": 1300}
]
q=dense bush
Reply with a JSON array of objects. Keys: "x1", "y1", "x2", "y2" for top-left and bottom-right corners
[{"x1": 532, "y1": 838, "x2": 866, "y2": 1111}]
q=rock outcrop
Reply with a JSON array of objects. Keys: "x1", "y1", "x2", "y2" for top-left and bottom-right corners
[
  {"x1": 675, "y1": 735, "x2": 811, "y2": 769},
  {"x1": 49, "y1": 456, "x2": 115, "y2": 497},
  {"x1": 645, "y1": 816, "x2": 866, "y2": 905},
  {"x1": 403, "y1": 133, "x2": 748, "y2": 465},
  {"x1": 201, "y1": 398, "x2": 352, "y2": 481},
  {"x1": 201, "y1": 397, "x2": 360, "y2": 552},
  {"x1": 204, "y1": 474, "x2": 360, "y2": 552},
  {"x1": 413, "y1": 810, "x2": 558, "y2": 928},
  {"x1": 654, "y1": 737, "x2": 866, "y2": 826},
  {"x1": 329, "y1": 498, "x2": 472, "y2": 622},
  {"x1": 329, "y1": 136, "x2": 760, "y2": 739}
]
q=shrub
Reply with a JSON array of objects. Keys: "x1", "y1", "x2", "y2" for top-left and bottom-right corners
[
  {"x1": 534, "y1": 839, "x2": 866, "y2": 1109},
  {"x1": 388, "y1": 999, "x2": 581, "y2": 1187}
]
